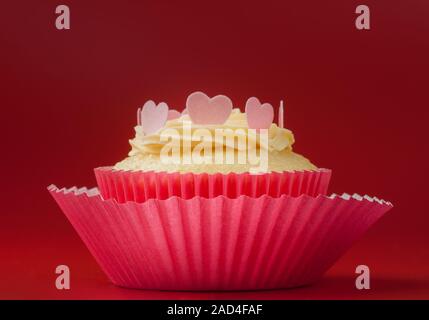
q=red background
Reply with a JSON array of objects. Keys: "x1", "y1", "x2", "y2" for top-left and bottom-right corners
[{"x1": 1, "y1": 0, "x2": 428, "y2": 299}]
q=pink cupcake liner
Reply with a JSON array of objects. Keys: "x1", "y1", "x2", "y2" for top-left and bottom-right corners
[
  {"x1": 48, "y1": 185, "x2": 392, "y2": 291},
  {"x1": 94, "y1": 166, "x2": 332, "y2": 203}
]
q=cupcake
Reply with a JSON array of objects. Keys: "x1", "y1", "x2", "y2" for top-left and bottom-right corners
[
  {"x1": 49, "y1": 91, "x2": 392, "y2": 290},
  {"x1": 95, "y1": 91, "x2": 332, "y2": 203}
]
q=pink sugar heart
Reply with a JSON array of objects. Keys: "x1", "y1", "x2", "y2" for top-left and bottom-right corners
[
  {"x1": 140, "y1": 100, "x2": 169, "y2": 135},
  {"x1": 186, "y1": 91, "x2": 233, "y2": 125},
  {"x1": 167, "y1": 109, "x2": 181, "y2": 120},
  {"x1": 245, "y1": 97, "x2": 274, "y2": 130}
]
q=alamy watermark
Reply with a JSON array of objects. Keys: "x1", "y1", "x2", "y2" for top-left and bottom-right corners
[{"x1": 158, "y1": 121, "x2": 269, "y2": 173}]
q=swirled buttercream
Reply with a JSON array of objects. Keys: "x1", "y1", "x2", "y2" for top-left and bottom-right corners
[{"x1": 114, "y1": 109, "x2": 317, "y2": 173}]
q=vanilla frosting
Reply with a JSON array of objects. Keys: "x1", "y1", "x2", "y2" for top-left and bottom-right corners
[{"x1": 114, "y1": 109, "x2": 317, "y2": 173}]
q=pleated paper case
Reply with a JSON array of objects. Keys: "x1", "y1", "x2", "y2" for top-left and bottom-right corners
[
  {"x1": 49, "y1": 185, "x2": 392, "y2": 291},
  {"x1": 94, "y1": 167, "x2": 332, "y2": 203}
]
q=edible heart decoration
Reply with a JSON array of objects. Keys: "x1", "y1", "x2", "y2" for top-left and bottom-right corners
[
  {"x1": 245, "y1": 97, "x2": 274, "y2": 130},
  {"x1": 167, "y1": 109, "x2": 181, "y2": 120},
  {"x1": 140, "y1": 100, "x2": 169, "y2": 135},
  {"x1": 186, "y1": 91, "x2": 233, "y2": 125}
]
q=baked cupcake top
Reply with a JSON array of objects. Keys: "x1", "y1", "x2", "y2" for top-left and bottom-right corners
[{"x1": 114, "y1": 92, "x2": 317, "y2": 174}]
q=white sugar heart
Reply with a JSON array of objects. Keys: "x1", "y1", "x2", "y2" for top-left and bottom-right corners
[
  {"x1": 140, "y1": 100, "x2": 169, "y2": 135},
  {"x1": 186, "y1": 91, "x2": 233, "y2": 125},
  {"x1": 245, "y1": 97, "x2": 274, "y2": 130}
]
